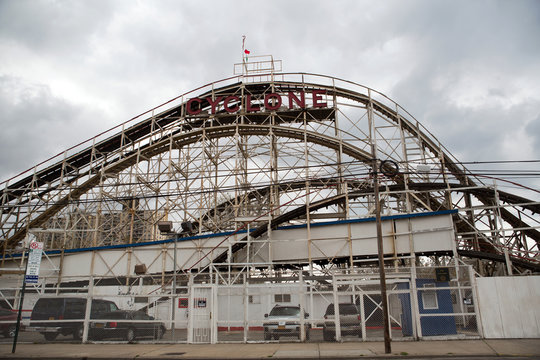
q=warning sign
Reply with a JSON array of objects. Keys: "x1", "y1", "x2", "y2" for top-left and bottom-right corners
[
  {"x1": 25, "y1": 242, "x2": 44, "y2": 284},
  {"x1": 435, "y1": 267, "x2": 450, "y2": 282}
]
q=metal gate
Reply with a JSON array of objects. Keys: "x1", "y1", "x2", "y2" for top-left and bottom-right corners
[
  {"x1": 188, "y1": 285, "x2": 215, "y2": 343},
  {"x1": 333, "y1": 275, "x2": 415, "y2": 341}
]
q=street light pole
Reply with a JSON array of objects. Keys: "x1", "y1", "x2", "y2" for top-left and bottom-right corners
[{"x1": 372, "y1": 158, "x2": 392, "y2": 354}]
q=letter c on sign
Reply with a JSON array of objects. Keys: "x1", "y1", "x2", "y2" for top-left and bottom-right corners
[{"x1": 187, "y1": 98, "x2": 202, "y2": 115}]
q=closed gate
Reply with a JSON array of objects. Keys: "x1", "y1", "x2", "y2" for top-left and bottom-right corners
[
  {"x1": 333, "y1": 275, "x2": 415, "y2": 341},
  {"x1": 189, "y1": 286, "x2": 215, "y2": 343}
]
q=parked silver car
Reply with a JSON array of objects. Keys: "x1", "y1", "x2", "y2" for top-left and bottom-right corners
[
  {"x1": 263, "y1": 305, "x2": 310, "y2": 340},
  {"x1": 323, "y1": 303, "x2": 362, "y2": 341}
]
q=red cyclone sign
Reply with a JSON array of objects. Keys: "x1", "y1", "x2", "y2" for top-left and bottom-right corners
[{"x1": 186, "y1": 90, "x2": 328, "y2": 115}]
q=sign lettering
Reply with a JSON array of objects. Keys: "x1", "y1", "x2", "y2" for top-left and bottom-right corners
[
  {"x1": 25, "y1": 242, "x2": 44, "y2": 284},
  {"x1": 186, "y1": 90, "x2": 327, "y2": 115}
]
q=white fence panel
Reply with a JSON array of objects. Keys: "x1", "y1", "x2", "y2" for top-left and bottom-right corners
[{"x1": 477, "y1": 276, "x2": 540, "y2": 338}]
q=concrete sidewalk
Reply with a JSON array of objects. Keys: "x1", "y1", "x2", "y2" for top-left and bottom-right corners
[{"x1": 1, "y1": 339, "x2": 540, "y2": 359}]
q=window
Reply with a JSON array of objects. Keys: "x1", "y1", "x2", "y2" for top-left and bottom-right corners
[
  {"x1": 269, "y1": 306, "x2": 300, "y2": 316},
  {"x1": 274, "y1": 294, "x2": 291, "y2": 303},
  {"x1": 91, "y1": 301, "x2": 107, "y2": 317},
  {"x1": 133, "y1": 311, "x2": 148, "y2": 320},
  {"x1": 248, "y1": 295, "x2": 260, "y2": 304},
  {"x1": 422, "y1": 283, "x2": 439, "y2": 310},
  {"x1": 108, "y1": 302, "x2": 118, "y2": 312},
  {"x1": 34, "y1": 298, "x2": 63, "y2": 312},
  {"x1": 66, "y1": 299, "x2": 85, "y2": 318},
  {"x1": 325, "y1": 304, "x2": 359, "y2": 315}
]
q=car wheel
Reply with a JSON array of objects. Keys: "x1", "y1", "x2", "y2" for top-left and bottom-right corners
[
  {"x1": 125, "y1": 327, "x2": 136, "y2": 342},
  {"x1": 273, "y1": 334, "x2": 280, "y2": 340},
  {"x1": 5, "y1": 325, "x2": 16, "y2": 338},
  {"x1": 305, "y1": 329, "x2": 310, "y2": 341},
  {"x1": 323, "y1": 329, "x2": 333, "y2": 341},
  {"x1": 263, "y1": 331, "x2": 271, "y2": 340},
  {"x1": 73, "y1": 325, "x2": 83, "y2": 340},
  {"x1": 44, "y1": 332, "x2": 58, "y2": 341}
]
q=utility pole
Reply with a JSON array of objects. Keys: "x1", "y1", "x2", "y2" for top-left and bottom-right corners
[
  {"x1": 372, "y1": 158, "x2": 392, "y2": 354},
  {"x1": 368, "y1": 87, "x2": 391, "y2": 354},
  {"x1": 12, "y1": 246, "x2": 29, "y2": 353}
]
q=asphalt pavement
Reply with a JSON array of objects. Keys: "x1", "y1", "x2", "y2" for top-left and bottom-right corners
[{"x1": 1, "y1": 338, "x2": 540, "y2": 359}]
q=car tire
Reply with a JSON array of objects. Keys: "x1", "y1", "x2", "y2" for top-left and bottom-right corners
[
  {"x1": 305, "y1": 329, "x2": 310, "y2": 341},
  {"x1": 263, "y1": 331, "x2": 271, "y2": 340},
  {"x1": 273, "y1": 334, "x2": 280, "y2": 340},
  {"x1": 44, "y1": 332, "x2": 58, "y2": 341},
  {"x1": 73, "y1": 325, "x2": 83, "y2": 340},
  {"x1": 5, "y1": 325, "x2": 16, "y2": 338},
  {"x1": 126, "y1": 327, "x2": 136, "y2": 343},
  {"x1": 323, "y1": 329, "x2": 333, "y2": 341}
]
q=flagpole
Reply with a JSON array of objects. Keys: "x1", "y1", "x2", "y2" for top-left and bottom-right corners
[{"x1": 242, "y1": 35, "x2": 246, "y2": 74}]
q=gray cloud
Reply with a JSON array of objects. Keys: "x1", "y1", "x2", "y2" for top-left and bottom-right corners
[
  {"x1": 0, "y1": 0, "x2": 538, "y2": 195},
  {"x1": 0, "y1": 0, "x2": 116, "y2": 55},
  {"x1": 0, "y1": 75, "x2": 108, "y2": 180},
  {"x1": 526, "y1": 114, "x2": 540, "y2": 158}
]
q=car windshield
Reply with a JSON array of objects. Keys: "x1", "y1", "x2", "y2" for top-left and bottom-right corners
[
  {"x1": 325, "y1": 304, "x2": 358, "y2": 315},
  {"x1": 269, "y1": 307, "x2": 300, "y2": 316},
  {"x1": 34, "y1": 298, "x2": 63, "y2": 312}
]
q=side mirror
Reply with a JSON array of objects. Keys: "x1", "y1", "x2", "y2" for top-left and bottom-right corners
[
  {"x1": 264, "y1": 314, "x2": 268, "y2": 318},
  {"x1": 149, "y1": 316, "x2": 155, "y2": 320},
  {"x1": 304, "y1": 313, "x2": 309, "y2": 318}
]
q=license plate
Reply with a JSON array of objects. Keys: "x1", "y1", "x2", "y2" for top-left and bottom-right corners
[
  {"x1": 49, "y1": 317, "x2": 54, "y2": 320},
  {"x1": 278, "y1": 325, "x2": 285, "y2": 330},
  {"x1": 95, "y1": 323, "x2": 103, "y2": 328}
]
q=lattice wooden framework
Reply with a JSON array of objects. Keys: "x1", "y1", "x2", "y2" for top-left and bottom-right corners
[{"x1": 1, "y1": 64, "x2": 539, "y2": 277}]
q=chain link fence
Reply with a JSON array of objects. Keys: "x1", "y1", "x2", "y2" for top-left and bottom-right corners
[{"x1": 0, "y1": 265, "x2": 480, "y2": 344}]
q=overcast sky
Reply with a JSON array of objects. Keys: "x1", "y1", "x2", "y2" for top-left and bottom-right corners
[{"x1": 0, "y1": 0, "x2": 539, "y2": 196}]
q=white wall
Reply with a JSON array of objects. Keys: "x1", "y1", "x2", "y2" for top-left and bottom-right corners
[
  {"x1": 477, "y1": 276, "x2": 540, "y2": 338},
  {"x1": 257, "y1": 213, "x2": 455, "y2": 262}
]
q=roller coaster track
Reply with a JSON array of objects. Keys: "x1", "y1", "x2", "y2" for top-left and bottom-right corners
[
  {"x1": 1, "y1": 79, "x2": 472, "y2": 212},
  {"x1": 206, "y1": 181, "x2": 540, "y2": 271},
  {"x1": 1, "y1": 76, "x2": 538, "y2": 272}
]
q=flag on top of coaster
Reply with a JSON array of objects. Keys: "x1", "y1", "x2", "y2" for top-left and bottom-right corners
[{"x1": 242, "y1": 35, "x2": 250, "y2": 62}]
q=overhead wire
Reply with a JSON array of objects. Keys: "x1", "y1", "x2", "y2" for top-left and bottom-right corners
[{"x1": 1, "y1": 162, "x2": 538, "y2": 209}]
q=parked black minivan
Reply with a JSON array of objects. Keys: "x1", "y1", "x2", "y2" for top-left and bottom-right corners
[{"x1": 29, "y1": 297, "x2": 119, "y2": 341}]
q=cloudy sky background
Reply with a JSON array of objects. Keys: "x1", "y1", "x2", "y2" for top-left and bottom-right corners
[{"x1": 0, "y1": 0, "x2": 539, "y2": 197}]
